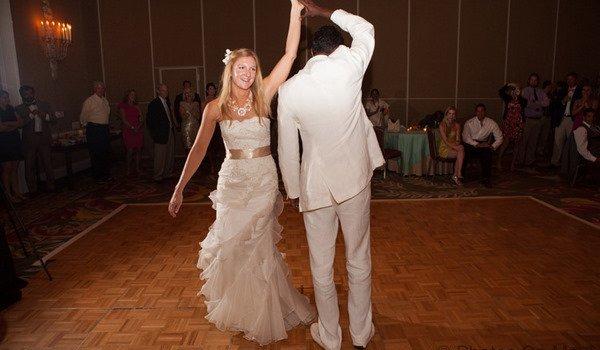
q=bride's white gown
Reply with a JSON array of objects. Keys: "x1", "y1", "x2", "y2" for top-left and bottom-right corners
[{"x1": 197, "y1": 116, "x2": 315, "y2": 345}]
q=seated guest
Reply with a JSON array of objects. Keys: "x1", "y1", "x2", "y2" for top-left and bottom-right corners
[
  {"x1": 117, "y1": 89, "x2": 143, "y2": 176},
  {"x1": 573, "y1": 108, "x2": 600, "y2": 164},
  {"x1": 0, "y1": 90, "x2": 25, "y2": 202},
  {"x1": 364, "y1": 88, "x2": 389, "y2": 127},
  {"x1": 16, "y1": 85, "x2": 56, "y2": 194},
  {"x1": 438, "y1": 106, "x2": 464, "y2": 185},
  {"x1": 173, "y1": 80, "x2": 201, "y2": 126},
  {"x1": 385, "y1": 113, "x2": 402, "y2": 132},
  {"x1": 462, "y1": 103, "x2": 503, "y2": 187},
  {"x1": 418, "y1": 110, "x2": 444, "y2": 128}
]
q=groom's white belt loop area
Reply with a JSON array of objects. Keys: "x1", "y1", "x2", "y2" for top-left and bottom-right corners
[{"x1": 226, "y1": 145, "x2": 271, "y2": 159}]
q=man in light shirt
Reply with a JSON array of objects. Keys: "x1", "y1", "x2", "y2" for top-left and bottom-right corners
[
  {"x1": 364, "y1": 88, "x2": 389, "y2": 127},
  {"x1": 573, "y1": 108, "x2": 600, "y2": 164},
  {"x1": 15, "y1": 85, "x2": 56, "y2": 193},
  {"x1": 551, "y1": 72, "x2": 582, "y2": 166},
  {"x1": 518, "y1": 73, "x2": 549, "y2": 167},
  {"x1": 462, "y1": 103, "x2": 503, "y2": 187},
  {"x1": 80, "y1": 81, "x2": 111, "y2": 182}
]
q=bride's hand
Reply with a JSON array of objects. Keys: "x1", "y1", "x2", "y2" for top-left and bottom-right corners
[
  {"x1": 168, "y1": 190, "x2": 183, "y2": 218},
  {"x1": 290, "y1": 0, "x2": 304, "y2": 14}
]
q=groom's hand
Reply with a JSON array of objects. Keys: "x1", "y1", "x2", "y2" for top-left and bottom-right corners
[
  {"x1": 289, "y1": 198, "x2": 300, "y2": 210},
  {"x1": 299, "y1": 0, "x2": 333, "y2": 18}
]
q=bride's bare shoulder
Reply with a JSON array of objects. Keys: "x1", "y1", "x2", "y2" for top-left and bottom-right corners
[{"x1": 203, "y1": 100, "x2": 221, "y2": 122}]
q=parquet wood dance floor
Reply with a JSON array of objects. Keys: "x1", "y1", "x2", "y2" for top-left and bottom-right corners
[{"x1": 1, "y1": 197, "x2": 599, "y2": 349}]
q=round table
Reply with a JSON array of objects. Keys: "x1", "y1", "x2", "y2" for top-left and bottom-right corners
[{"x1": 384, "y1": 130, "x2": 453, "y2": 176}]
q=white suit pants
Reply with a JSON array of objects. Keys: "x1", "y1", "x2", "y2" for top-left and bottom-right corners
[{"x1": 302, "y1": 183, "x2": 374, "y2": 349}]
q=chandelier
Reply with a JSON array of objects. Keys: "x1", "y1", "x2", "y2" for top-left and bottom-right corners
[{"x1": 37, "y1": 0, "x2": 72, "y2": 80}]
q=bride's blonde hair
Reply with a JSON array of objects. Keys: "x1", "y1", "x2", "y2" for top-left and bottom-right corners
[{"x1": 218, "y1": 48, "x2": 271, "y2": 121}]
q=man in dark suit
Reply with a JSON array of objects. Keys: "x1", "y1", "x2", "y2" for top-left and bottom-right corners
[
  {"x1": 15, "y1": 85, "x2": 56, "y2": 194},
  {"x1": 173, "y1": 80, "x2": 201, "y2": 126},
  {"x1": 147, "y1": 83, "x2": 178, "y2": 181},
  {"x1": 551, "y1": 72, "x2": 583, "y2": 166}
]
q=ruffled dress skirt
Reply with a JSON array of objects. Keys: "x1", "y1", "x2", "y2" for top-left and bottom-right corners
[{"x1": 197, "y1": 156, "x2": 315, "y2": 346}]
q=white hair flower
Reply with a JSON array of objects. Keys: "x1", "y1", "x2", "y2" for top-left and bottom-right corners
[{"x1": 222, "y1": 49, "x2": 233, "y2": 65}]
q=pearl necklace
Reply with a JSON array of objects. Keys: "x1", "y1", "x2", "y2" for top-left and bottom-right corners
[{"x1": 227, "y1": 93, "x2": 253, "y2": 117}]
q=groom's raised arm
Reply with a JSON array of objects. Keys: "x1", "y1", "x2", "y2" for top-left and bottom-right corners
[
  {"x1": 277, "y1": 88, "x2": 301, "y2": 200},
  {"x1": 330, "y1": 9, "x2": 375, "y2": 75},
  {"x1": 300, "y1": 0, "x2": 375, "y2": 75}
]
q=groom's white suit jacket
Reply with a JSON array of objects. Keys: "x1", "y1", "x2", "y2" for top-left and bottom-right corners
[{"x1": 278, "y1": 10, "x2": 384, "y2": 212}]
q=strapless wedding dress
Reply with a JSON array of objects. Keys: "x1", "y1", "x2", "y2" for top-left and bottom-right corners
[{"x1": 197, "y1": 116, "x2": 315, "y2": 345}]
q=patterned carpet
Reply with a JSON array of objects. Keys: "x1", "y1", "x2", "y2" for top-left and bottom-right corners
[{"x1": 3, "y1": 157, "x2": 599, "y2": 279}]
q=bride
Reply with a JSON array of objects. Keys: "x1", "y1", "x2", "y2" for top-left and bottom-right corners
[{"x1": 168, "y1": 0, "x2": 315, "y2": 345}]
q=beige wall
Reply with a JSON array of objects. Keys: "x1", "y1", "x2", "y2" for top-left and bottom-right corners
[
  {"x1": 11, "y1": 0, "x2": 600, "y2": 129},
  {"x1": 10, "y1": 0, "x2": 102, "y2": 129}
]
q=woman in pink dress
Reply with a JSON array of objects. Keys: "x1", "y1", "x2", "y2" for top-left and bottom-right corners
[
  {"x1": 118, "y1": 89, "x2": 144, "y2": 175},
  {"x1": 497, "y1": 83, "x2": 526, "y2": 171}
]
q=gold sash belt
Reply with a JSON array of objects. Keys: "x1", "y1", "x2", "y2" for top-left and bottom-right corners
[{"x1": 227, "y1": 145, "x2": 271, "y2": 159}]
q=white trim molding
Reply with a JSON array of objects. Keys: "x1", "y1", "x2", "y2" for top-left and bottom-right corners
[
  {"x1": 551, "y1": 0, "x2": 560, "y2": 82},
  {"x1": 503, "y1": 0, "x2": 511, "y2": 83},
  {"x1": 405, "y1": 0, "x2": 411, "y2": 126},
  {"x1": 454, "y1": 0, "x2": 462, "y2": 107},
  {"x1": 147, "y1": 0, "x2": 156, "y2": 93},
  {"x1": 96, "y1": 0, "x2": 106, "y2": 84}
]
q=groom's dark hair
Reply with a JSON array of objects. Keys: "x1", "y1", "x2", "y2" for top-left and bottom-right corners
[{"x1": 311, "y1": 25, "x2": 344, "y2": 55}]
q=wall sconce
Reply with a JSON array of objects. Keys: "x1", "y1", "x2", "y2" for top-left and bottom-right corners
[{"x1": 37, "y1": 0, "x2": 72, "y2": 80}]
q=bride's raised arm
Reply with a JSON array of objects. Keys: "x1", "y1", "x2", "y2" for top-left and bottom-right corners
[{"x1": 263, "y1": 0, "x2": 304, "y2": 100}]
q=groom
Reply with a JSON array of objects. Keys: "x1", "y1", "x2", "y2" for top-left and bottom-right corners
[{"x1": 277, "y1": 1, "x2": 383, "y2": 349}]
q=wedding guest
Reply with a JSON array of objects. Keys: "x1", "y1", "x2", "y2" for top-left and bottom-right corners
[
  {"x1": 385, "y1": 113, "x2": 402, "y2": 132},
  {"x1": 538, "y1": 80, "x2": 558, "y2": 159},
  {"x1": 204, "y1": 82, "x2": 222, "y2": 174},
  {"x1": 364, "y1": 88, "x2": 389, "y2": 127},
  {"x1": 117, "y1": 89, "x2": 143, "y2": 175},
  {"x1": 204, "y1": 82, "x2": 217, "y2": 104},
  {"x1": 518, "y1": 73, "x2": 549, "y2": 168},
  {"x1": 0, "y1": 90, "x2": 24, "y2": 202},
  {"x1": 571, "y1": 84, "x2": 598, "y2": 130},
  {"x1": 551, "y1": 72, "x2": 582, "y2": 166},
  {"x1": 497, "y1": 83, "x2": 526, "y2": 171},
  {"x1": 438, "y1": 106, "x2": 464, "y2": 185},
  {"x1": 80, "y1": 81, "x2": 111, "y2": 182},
  {"x1": 462, "y1": 104, "x2": 503, "y2": 187},
  {"x1": 147, "y1": 83, "x2": 176, "y2": 181},
  {"x1": 179, "y1": 90, "x2": 201, "y2": 151},
  {"x1": 573, "y1": 108, "x2": 600, "y2": 164},
  {"x1": 15, "y1": 85, "x2": 56, "y2": 193},
  {"x1": 173, "y1": 80, "x2": 201, "y2": 126},
  {"x1": 418, "y1": 110, "x2": 444, "y2": 129}
]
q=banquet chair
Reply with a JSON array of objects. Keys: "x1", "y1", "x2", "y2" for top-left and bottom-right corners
[
  {"x1": 374, "y1": 127, "x2": 402, "y2": 179},
  {"x1": 426, "y1": 128, "x2": 456, "y2": 179}
]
